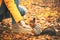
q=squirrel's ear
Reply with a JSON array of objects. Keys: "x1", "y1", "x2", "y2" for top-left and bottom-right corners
[
  {"x1": 32, "y1": 18, "x2": 35, "y2": 23},
  {"x1": 0, "y1": 0, "x2": 2, "y2": 7}
]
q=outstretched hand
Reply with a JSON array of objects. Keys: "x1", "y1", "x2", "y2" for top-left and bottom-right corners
[{"x1": 20, "y1": 20, "x2": 31, "y2": 29}]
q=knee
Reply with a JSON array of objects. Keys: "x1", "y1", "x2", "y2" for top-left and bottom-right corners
[{"x1": 18, "y1": 5, "x2": 27, "y2": 16}]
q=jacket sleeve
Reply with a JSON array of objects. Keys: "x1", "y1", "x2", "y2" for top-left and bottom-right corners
[
  {"x1": 0, "y1": 0, "x2": 2, "y2": 7},
  {"x1": 4, "y1": 0, "x2": 23, "y2": 23}
]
